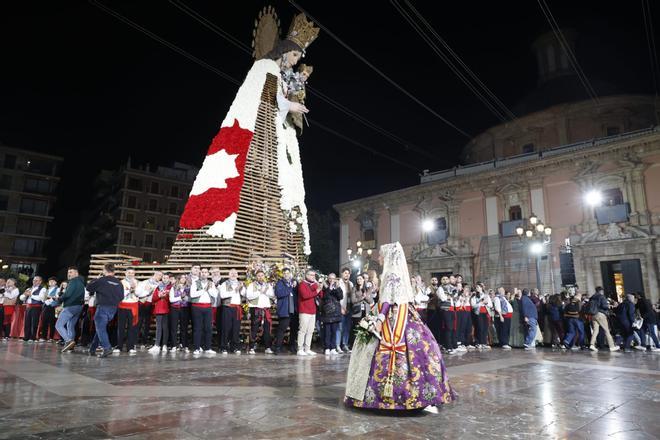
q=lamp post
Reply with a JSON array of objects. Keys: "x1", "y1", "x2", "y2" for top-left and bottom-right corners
[
  {"x1": 516, "y1": 213, "x2": 552, "y2": 291},
  {"x1": 346, "y1": 240, "x2": 374, "y2": 273}
]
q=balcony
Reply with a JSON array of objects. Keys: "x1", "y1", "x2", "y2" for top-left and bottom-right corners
[
  {"x1": 595, "y1": 203, "x2": 629, "y2": 225},
  {"x1": 501, "y1": 219, "x2": 524, "y2": 237}
]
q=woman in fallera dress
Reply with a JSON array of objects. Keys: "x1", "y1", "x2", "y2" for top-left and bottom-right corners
[{"x1": 345, "y1": 242, "x2": 455, "y2": 410}]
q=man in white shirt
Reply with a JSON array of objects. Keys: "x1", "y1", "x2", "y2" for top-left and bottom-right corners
[
  {"x1": 1, "y1": 278, "x2": 20, "y2": 339},
  {"x1": 218, "y1": 269, "x2": 245, "y2": 354},
  {"x1": 246, "y1": 270, "x2": 274, "y2": 355},
  {"x1": 135, "y1": 270, "x2": 161, "y2": 349},
  {"x1": 493, "y1": 287, "x2": 513, "y2": 349},
  {"x1": 40, "y1": 277, "x2": 60, "y2": 342},
  {"x1": 20, "y1": 276, "x2": 47, "y2": 342},
  {"x1": 210, "y1": 267, "x2": 223, "y2": 349},
  {"x1": 189, "y1": 267, "x2": 218, "y2": 355}
]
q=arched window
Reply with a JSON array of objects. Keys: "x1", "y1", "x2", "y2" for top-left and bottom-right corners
[{"x1": 427, "y1": 217, "x2": 448, "y2": 245}]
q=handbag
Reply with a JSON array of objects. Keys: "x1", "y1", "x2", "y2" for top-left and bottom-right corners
[{"x1": 351, "y1": 302, "x2": 364, "y2": 316}]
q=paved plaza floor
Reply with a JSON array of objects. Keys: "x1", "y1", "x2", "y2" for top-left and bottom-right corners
[{"x1": 0, "y1": 340, "x2": 658, "y2": 439}]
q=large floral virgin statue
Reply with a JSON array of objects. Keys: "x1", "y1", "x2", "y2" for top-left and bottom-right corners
[
  {"x1": 172, "y1": 11, "x2": 319, "y2": 269},
  {"x1": 345, "y1": 242, "x2": 455, "y2": 410}
]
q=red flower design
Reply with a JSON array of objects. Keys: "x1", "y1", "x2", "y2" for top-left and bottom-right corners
[{"x1": 179, "y1": 119, "x2": 253, "y2": 230}]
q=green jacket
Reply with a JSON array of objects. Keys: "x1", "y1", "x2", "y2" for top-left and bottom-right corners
[{"x1": 60, "y1": 276, "x2": 85, "y2": 307}]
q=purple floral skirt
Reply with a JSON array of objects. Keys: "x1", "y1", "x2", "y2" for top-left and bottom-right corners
[{"x1": 345, "y1": 306, "x2": 455, "y2": 410}]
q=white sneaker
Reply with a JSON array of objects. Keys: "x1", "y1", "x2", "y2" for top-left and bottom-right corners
[
  {"x1": 610, "y1": 346, "x2": 620, "y2": 352},
  {"x1": 148, "y1": 346, "x2": 160, "y2": 354},
  {"x1": 297, "y1": 350, "x2": 307, "y2": 356},
  {"x1": 633, "y1": 345, "x2": 646, "y2": 351},
  {"x1": 650, "y1": 347, "x2": 660, "y2": 352},
  {"x1": 234, "y1": 350, "x2": 241, "y2": 355},
  {"x1": 38, "y1": 339, "x2": 46, "y2": 343},
  {"x1": 265, "y1": 348, "x2": 274, "y2": 354},
  {"x1": 324, "y1": 349, "x2": 331, "y2": 355},
  {"x1": 168, "y1": 347, "x2": 176, "y2": 352},
  {"x1": 502, "y1": 345, "x2": 512, "y2": 350},
  {"x1": 335, "y1": 346, "x2": 344, "y2": 354},
  {"x1": 571, "y1": 346, "x2": 580, "y2": 350},
  {"x1": 248, "y1": 349, "x2": 256, "y2": 355},
  {"x1": 112, "y1": 348, "x2": 120, "y2": 354},
  {"x1": 221, "y1": 350, "x2": 228, "y2": 355},
  {"x1": 305, "y1": 350, "x2": 317, "y2": 356},
  {"x1": 330, "y1": 349, "x2": 339, "y2": 355},
  {"x1": 589, "y1": 345, "x2": 599, "y2": 352},
  {"x1": 483, "y1": 345, "x2": 492, "y2": 350},
  {"x1": 467, "y1": 345, "x2": 476, "y2": 351},
  {"x1": 184, "y1": 347, "x2": 190, "y2": 353},
  {"x1": 192, "y1": 349, "x2": 202, "y2": 356},
  {"x1": 204, "y1": 349, "x2": 216, "y2": 355},
  {"x1": 129, "y1": 349, "x2": 137, "y2": 355}
]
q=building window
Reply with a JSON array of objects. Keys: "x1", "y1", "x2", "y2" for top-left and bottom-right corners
[
  {"x1": 427, "y1": 217, "x2": 448, "y2": 245},
  {"x1": 148, "y1": 199, "x2": 158, "y2": 212},
  {"x1": 522, "y1": 143, "x2": 535, "y2": 154},
  {"x1": 127, "y1": 177, "x2": 142, "y2": 191},
  {"x1": 170, "y1": 186, "x2": 179, "y2": 198},
  {"x1": 0, "y1": 174, "x2": 11, "y2": 189},
  {"x1": 20, "y1": 198, "x2": 48, "y2": 216},
  {"x1": 16, "y1": 219, "x2": 45, "y2": 236},
  {"x1": 126, "y1": 195, "x2": 137, "y2": 209},
  {"x1": 144, "y1": 234, "x2": 154, "y2": 248},
  {"x1": 169, "y1": 202, "x2": 178, "y2": 215},
  {"x1": 0, "y1": 216, "x2": 4, "y2": 232},
  {"x1": 606, "y1": 126, "x2": 620, "y2": 136},
  {"x1": 12, "y1": 238, "x2": 38, "y2": 256},
  {"x1": 0, "y1": 195, "x2": 8, "y2": 210},
  {"x1": 509, "y1": 205, "x2": 522, "y2": 221},
  {"x1": 24, "y1": 177, "x2": 51, "y2": 194},
  {"x1": 124, "y1": 212, "x2": 135, "y2": 223},
  {"x1": 602, "y1": 188, "x2": 624, "y2": 206},
  {"x1": 122, "y1": 231, "x2": 133, "y2": 245},
  {"x1": 150, "y1": 181, "x2": 160, "y2": 194},
  {"x1": 143, "y1": 252, "x2": 152, "y2": 262},
  {"x1": 165, "y1": 236, "x2": 174, "y2": 248},
  {"x1": 3, "y1": 154, "x2": 16, "y2": 169},
  {"x1": 145, "y1": 215, "x2": 156, "y2": 230},
  {"x1": 167, "y1": 219, "x2": 176, "y2": 231},
  {"x1": 363, "y1": 228, "x2": 375, "y2": 242}
]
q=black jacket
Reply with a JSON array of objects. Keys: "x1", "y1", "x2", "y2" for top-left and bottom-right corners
[
  {"x1": 320, "y1": 284, "x2": 343, "y2": 323},
  {"x1": 638, "y1": 298, "x2": 657, "y2": 325},
  {"x1": 589, "y1": 293, "x2": 610, "y2": 314},
  {"x1": 86, "y1": 276, "x2": 124, "y2": 307}
]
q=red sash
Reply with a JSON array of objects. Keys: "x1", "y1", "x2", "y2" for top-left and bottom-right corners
[
  {"x1": 464, "y1": 306, "x2": 472, "y2": 312},
  {"x1": 192, "y1": 303, "x2": 211, "y2": 308},
  {"x1": 118, "y1": 302, "x2": 139, "y2": 326},
  {"x1": 26, "y1": 304, "x2": 43, "y2": 309},
  {"x1": 503, "y1": 313, "x2": 513, "y2": 319},
  {"x1": 2, "y1": 305, "x2": 15, "y2": 325}
]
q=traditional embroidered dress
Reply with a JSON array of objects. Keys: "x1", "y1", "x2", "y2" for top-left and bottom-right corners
[
  {"x1": 246, "y1": 281, "x2": 274, "y2": 351},
  {"x1": 345, "y1": 242, "x2": 455, "y2": 410},
  {"x1": 1, "y1": 286, "x2": 19, "y2": 338}
]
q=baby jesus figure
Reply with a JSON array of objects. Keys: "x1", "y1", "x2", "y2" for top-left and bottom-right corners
[{"x1": 283, "y1": 64, "x2": 313, "y2": 134}]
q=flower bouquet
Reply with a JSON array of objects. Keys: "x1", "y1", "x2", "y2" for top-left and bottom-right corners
[{"x1": 354, "y1": 314, "x2": 382, "y2": 345}]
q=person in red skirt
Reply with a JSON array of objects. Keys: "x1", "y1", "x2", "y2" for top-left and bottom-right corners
[{"x1": 1, "y1": 278, "x2": 20, "y2": 339}]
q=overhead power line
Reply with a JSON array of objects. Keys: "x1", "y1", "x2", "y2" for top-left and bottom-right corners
[
  {"x1": 168, "y1": 0, "x2": 439, "y2": 160},
  {"x1": 288, "y1": 0, "x2": 472, "y2": 138},
  {"x1": 88, "y1": 0, "x2": 423, "y2": 171},
  {"x1": 537, "y1": 0, "x2": 600, "y2": 105},
  {"x1": 396, "y1": 0, "x2": 517, "y2": 122}
]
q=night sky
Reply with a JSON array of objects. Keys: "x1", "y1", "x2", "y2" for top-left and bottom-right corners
[{"x1": 1, "y1": 1, "x2": 657, "y2": 271}]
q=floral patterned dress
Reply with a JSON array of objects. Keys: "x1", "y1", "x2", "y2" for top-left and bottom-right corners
[{"x1": 344, "y1": 302, "x2": 455, "y2": 410}]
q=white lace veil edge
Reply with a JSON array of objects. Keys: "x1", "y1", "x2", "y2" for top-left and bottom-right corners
[{"x1": 378, "y1": 242, "x2": 414, "y2": 305}]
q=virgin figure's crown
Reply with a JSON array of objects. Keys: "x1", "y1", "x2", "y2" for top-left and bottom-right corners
[{"x1": 286, "y1": 13, "x2": 319, "y2": 52}]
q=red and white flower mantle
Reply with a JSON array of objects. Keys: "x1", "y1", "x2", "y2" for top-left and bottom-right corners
[{"x1": 179, "y1": 59, "x2": 311, "y2": 255}]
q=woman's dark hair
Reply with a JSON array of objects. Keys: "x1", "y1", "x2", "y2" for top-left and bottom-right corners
[{"x1": 261, "y1": 39, "x2": 302, "y2": 61}]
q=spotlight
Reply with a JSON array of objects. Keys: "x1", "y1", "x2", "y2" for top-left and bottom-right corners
[
  {"x1": 529, "y1": 242, "x2": 543, "y2": 254},
  {"x1": 584, "y1": 190, "x2": 603, "y2": 207},
  {"x1": 352, "y1": 259, "x2": 362, "y2": 269},
  {"x1": 422, "y1": 219, "x2": 435, "y2": 232}
]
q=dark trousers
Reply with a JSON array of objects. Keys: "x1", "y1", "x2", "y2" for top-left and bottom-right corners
[
  {"x1": 417, "y1": 308, "x2": 428, "y2": 324},
  {"x1": 215, "y1": 306, "x2": 223, "y2": 348},
  {"x1": 550, "y1": 320, "x2": 564, "y2": 344},
  {"x1": 289, "y1": 314, "x2": 299, "y2": 352},
  {"x1": 137, "y1": 303, "x2": 152, "y2": 345},
  {"x1": 323, "y1": 322, "x2": 339, "y2": 349},
  {"x1": 116, "y1": 308, "x2": 137, "y2": 350},
  {"x1": 192, "y1": 306, "x2": 212, "y2": 350},
  {"x1": 24, "y1": 306, "x2": 42, "y2": 341},
  {"x1": 40, "y1": 306, "x2": 57, "y2": 340},
  {"x1": 274, "y1": 316, "x2": 290, "y2": 352},
  {"x1": 154, "y1": 314, "x2": 169, "y2": 347},
  {"x1": 179, "y1": 307, "x2": 191, "y2": 348},
  {"x1": 427, "y1": 308, "x2": 441, "y2": 343},
  {"x1": 79, "y1": 306, "x2": 95, "y2": 346},
  {"x1": 440, "y1": 309, "x2": 455, "y2": 349},
  {"x1": 475, "y1": 313, "x2": 489, "y2": 345},
  {"x1": 456, "y1": 311, "x2": 472, "y2": 345},
  {"x1": 495, "y1": 317, "x2": 511, "y2": 346},
  {"x1": 90, "y1": 305, "x2": 117, "y2": 351},
  {"x1": 249, "y1": 308, "x2": 271, "y2": 350},
  {"x1": 220, "y1": 306, "x2": 241, "y2": 352},
  {"x1": 168, "y1": 307, "x2": 180, "y2": 348}
]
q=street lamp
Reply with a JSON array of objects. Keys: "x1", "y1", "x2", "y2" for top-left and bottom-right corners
[
  {"x1": 516, "y1": 212, "x2": 553, "y2": 291},
  {"x1": 584, "y1": 190, "x2": 603, "y2": 207},
  {"x1": 346, "y1": 240, "x2": 374, "y2": 273},
  {"x1": 422, "y1": 219, "x2": 435, "y2": 232}
]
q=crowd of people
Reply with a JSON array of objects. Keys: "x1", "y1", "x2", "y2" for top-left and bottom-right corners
[{"x1": 0, "y1": 265, "x2": 659, "y2": 358}]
